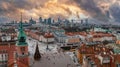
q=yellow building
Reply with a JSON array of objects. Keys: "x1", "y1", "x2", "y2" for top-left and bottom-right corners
[
  {"x1": 76, "y1": 49, "x2": 83, "y2": 64},
  {"x1": 116, "y1": 40, "x2": 120, "y2": 44}
]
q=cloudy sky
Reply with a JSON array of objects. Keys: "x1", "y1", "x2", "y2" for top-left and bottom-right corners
[{"x1": 0, "y1": 0, "x2": 120, "y2": 23}]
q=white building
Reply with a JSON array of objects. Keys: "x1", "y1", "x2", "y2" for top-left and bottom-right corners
[
  {"x1": 66, "y1": 35, "x2": 80, "y2": 44},
  {"x1": 42, "y1": 33, "x2": 55, "y2": 43},
  {"x1": 53, "y1": 32, "x2": 67, "y2": 43}
]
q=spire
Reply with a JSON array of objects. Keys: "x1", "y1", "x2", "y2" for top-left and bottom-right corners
[
  {"x1": 21, "y1": 12, "x2": 22, "y2": 22},
  {"x1": 30, "y1": 17, "x2": 32, "y2": 20},
  {"x1": 17, "y1": 13, "x2": 27, "y2": 46},
  {"x1": 30, "y1": 17, "x2": 33, "y2": 22},
  {"x1": 20, "y1": 12, "x2": 23, "y2": 30}
]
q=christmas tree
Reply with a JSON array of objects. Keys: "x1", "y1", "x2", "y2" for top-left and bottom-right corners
[{"x1": 34, "y1": 44, "x2": 41, "y2": 61}]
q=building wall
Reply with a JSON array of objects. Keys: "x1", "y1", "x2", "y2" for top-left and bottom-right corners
[
  {"x1": 57, "y1": 37, "x2": 66, "y2": 43},
  {"x1": 66, "y1": 38, "x2": 80, "y2": 44},
  {"x1": 76, "y1": 50, "x2": 83, "y2": 64},
  {"x1": 0, "y1": 44, "x2": 16, "y2": 67},
  {"x1": 28, "y1": 31, "x2": 40, "y2": 40},
  {"x1": 116, "y1": 40, "x2": 120, "y2": 44},
  {"x1": 0, "y1": 53, "x2": 8, "y2": 63},
  {"x1": 42, "y1": 37, "x2": 54, "y2": 43},
  {"x1": 47, "y1": 38, "x2": 54, "y2": 43},
  {"x1": 16, "y1": 46, "x2": 28, "y2": 56},
  {"x1": 92, "y1": 36, "x2": 116, "y2": 42}
]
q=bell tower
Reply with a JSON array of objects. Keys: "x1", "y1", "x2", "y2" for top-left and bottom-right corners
[{"x1": 16, "y1": 13, "x2": 29, "y2": 67}]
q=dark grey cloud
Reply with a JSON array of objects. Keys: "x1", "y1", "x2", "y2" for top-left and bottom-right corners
[
  {"x1": 74, "y1": 0, "x2": 109, "y2": 21},
  {"x1": 0, "y1": 0, "x2": 119, "y2": 23},
  {"x1": 110, "y1": 3, "x2": 120, "y2": 22},
  {"x1": 0, "y1": 0, "x2": 36, "y2": 22}
]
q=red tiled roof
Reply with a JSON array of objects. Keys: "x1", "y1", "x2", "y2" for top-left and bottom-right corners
[
  {"x1": 79, "y1": 44, "x2": 112, "y2": 55},
  {"x1": 65, "y1": 32, "x2": 87, "y2": 36},
  {"x1": 44, "y1": 33, "x2": 54, "y2": 38}
]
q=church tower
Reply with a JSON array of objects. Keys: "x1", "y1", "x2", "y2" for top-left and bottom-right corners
[{"x1": 16, "y1": 13, "x2": 29, "y2": 67}]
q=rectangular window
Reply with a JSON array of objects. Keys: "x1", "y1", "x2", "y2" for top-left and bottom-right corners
[
  {"x1": 117, "y1": 64, "x2": 120, "y2": 67},
  {"x1": 21, "y1": 47, "x2": 25, "y2": 51}
]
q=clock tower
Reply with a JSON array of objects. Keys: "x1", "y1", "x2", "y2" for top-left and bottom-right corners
[{"x1": 16, "y1": 13, "x2": 29, "y2": 67}]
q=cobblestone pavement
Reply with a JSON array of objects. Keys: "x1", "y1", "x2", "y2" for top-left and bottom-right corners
[{"x1": 27, "y1": 37, "x2": 77, "y2": 67}]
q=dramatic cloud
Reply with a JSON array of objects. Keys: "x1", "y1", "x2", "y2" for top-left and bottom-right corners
[
  {"x1": 0, "y1": 0, "x2": 120, "y2": 23},
  {"x1": 74, "y1": 0, "x2": 117, "y2": 21},
  {"x1": 110, "y1": 2, "x2": 120, "y2": 22},
  {"x1": 0, "y1": 0, "x2": 87, "y2": 22}
]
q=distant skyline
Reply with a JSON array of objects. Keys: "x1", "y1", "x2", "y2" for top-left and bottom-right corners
[{"x1": 0, "y1": 0, "x2": 120, "y2": 23}]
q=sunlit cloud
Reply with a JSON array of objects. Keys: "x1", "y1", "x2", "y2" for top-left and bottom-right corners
[{"x1": 0, "y1": 0, "x2": 120, "y2": 22}]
